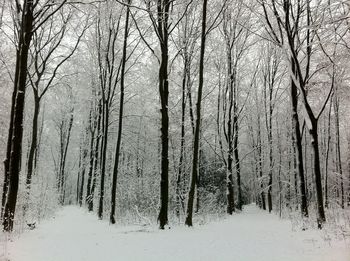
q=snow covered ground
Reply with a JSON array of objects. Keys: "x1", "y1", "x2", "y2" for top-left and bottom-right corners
[{"x1": 2, "y1": 205, "x2": 349, "y2": 261}]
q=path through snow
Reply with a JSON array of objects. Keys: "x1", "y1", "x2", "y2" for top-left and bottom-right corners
[{"x1": 3, "y1": 205, "x2": 350, "y2": 261}]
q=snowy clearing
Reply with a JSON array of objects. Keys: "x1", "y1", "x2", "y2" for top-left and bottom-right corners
[{"x1": 3, "y1": 205, "x2": 350, "y2": 261}]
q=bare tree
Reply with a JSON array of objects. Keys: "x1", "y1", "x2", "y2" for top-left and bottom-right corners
[
  {"x1": 185, "y1": 0, "x2": 207, "y2": 227},
  {"x1": 110, "y1": 0, "x2": 131, "y2": 224},
  {"x1": 261, "y1": 0, "x2": 334, "y2": 226}
]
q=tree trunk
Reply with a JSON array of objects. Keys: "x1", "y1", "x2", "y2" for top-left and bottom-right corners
[
  {"x1": 89, "y1": 100, "x2": 102, "y2": 212},
  {"x1": 26, "y1": 95, "x2": 40, "y2": 191},
  {"x1": 185, "y1": 0, "x2": 207, "y2": 227},
  {"x1": 176, "y1": 59, "x2": 187, "y2": 218},
  {"x1": 58, "y1": 110, "x2": 74, "y2": 205},
  {"x1": 156, "y1": 0, "x2": 171, "y2": 230},
  {"x1": 309, "y1": 119, "x2": 326, "y2": 225},
  {"x1": 257, "y1": 113, "x2": 266, "y2": 210},
  {"x1": 291, "y1": 60, "x2": 308, "y2": 218},
  {"x1": 110, "y1": 2, "x2": 129, "y2": 224},
  {"x1": 1, "y1": 50, "x2": 20, "y2": 220},
  {"x1": 78, "y1": 140, "x2": 87, "y2": 207},
  {"x1": 324, "y1": 97, "x2": 333, "y2": 208},
  {"x1": 3, "y1": 0, "x2": 34, "y2": 231},
  {"x1": 233, "y1": 114, "x2": 242, "y2": 210},
  {"x1": 266, "y1": 79, "x2": 273, "y2": 213},
  {"x1": 98, "y1": 101, "x2": 109, "y2": 219},
  {"x1": 334, "y1": 93, "x2": 344, "y2": 209},
  {"x1": 86, "y1": 111, "x2": 96, "y2": 208}
]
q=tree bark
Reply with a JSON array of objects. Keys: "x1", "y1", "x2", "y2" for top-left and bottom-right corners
[
  {"x1": 156, "y1": 0, "x2": 171, "y2": 230},
  {"x1": 185, "y1": 0, "x2": 207, "y2": 227},
  {"x1": 26, "y1": 95, "x2": 40, "y2": 190},
  {"x1": 98, "y1": 101, "x2": 108, "y2": 219},
  {"x1": 3, "y1": 0, "x2": 34, "y2": 231},
  {"x1": 257, "y1": 112, "x2": 266, "y2": 210},
  {"x1": 291, "y1": 60, "x2": 308, "y2": 218},
  {"x1": 110, "y1": 1, "x2": 129, "y2": 224},
  {"x1": 176, "y1": 59, "x2": 187, "y2": 218},
  {"x1": 324, "y1": 97, "x2": 333, "y2": 208},
  {"x1": 89, "y1": 100, "x2": 102, "y2": 212},
  {"x1": 333, "y1": 92, "x2": 344, "y2": 209}
]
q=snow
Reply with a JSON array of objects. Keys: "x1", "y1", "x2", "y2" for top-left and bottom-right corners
[{"x1": 3, "y1": 205, "x2": 349, "y2": 261}]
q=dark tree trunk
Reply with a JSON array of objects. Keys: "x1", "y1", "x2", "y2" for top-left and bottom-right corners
[
  {"x1": 324, "y1": 97, "x2": 333, "y2": 208},
  {"x1": 1, "y1": 50, "x2": 20, "y2": 219},
  {"x1": 86, "y1": 111, "x2": 96, "y2": 208},
  {"x1": 257, "y1": 114, "x2": 266, "y2": 210},
  {"x1": 233, "y1": 114, "x2": 242, "y2": 210},
  {"x1": 78, "y1": 161, "x2": 86, "y2": 207},
  {"x1": 3, "y1": 0, "x2": 34, "y2": 232},
  {"x1": 266, "y1": 81, "x2": 273, "y2": 213},
  {"x1": 309, "y1": 119, "x2": 326, "y2": 225},
  {"x1": 110, "y1": 2, "x2": 129, "y2": 224},
  {"x1": 185, "y1": 0, "x2": 207, "y2": 227},
  {"x1": 292, "y1": 132, "x2": 298, "y2": 209},
  {"x1": 226, "y1": 77, "x2": 235, "y2": 214},
  {"x1": 334, "y1": 93, "x2": 344, "y2": 209},
  {"x1": 98, "y1": 101, "x2": 109, "y2": 219},
  {"x1": 26, "y1": 96, "x2": 40, "y2": 190},
  {"x1": 78, "y1": 140, "x2": 88, "y2": 207},
  {"x1": 156, "y1": 0, "x2": 171, "y2": 230},
  {"x1": 158, "y1": 48, "x2": 169, "y2": 229},
  {"x1": 223, "y1": 14, "x2": 235, "y2": 214},
  {"x1": 291, "y1": 60, "x2": 308, "y2": 218},
  {"x1": 347, "y1": 136, "x2": 350, "y2": 206},
  {"x1": 58, "y1": 110, "x2": 74, "y2": 205}
]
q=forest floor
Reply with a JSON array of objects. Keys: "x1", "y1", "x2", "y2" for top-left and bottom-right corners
[{"x1": 2, "y1": 204, "x2": 349, "y2": 261}]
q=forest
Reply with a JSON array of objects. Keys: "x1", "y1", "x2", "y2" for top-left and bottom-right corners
[{"x1": 0, "y1": 0, "x2": 350, "y2": 260}]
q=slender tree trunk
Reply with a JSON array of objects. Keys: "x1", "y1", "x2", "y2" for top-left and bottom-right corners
[
  {"x1": 347, "y1": 135, "x2": 350, "y2": 206},
  {"x1": 291, "y1": 60, "x2": 308, "y2": 218},
  {"x1": 78, "y1": 140, "x2": 87, "y2": 207},
  {"x1": 292, "y1": 133, "x2": 298, "y2": 210},
  {"x1": 334, "y1": 93, "x2": 344, "y2": 209},
  {"x1": 257, "y1": 114, "x2": 266, "y2": 210},
  {"x1": 324, "y1": 97, "x2": 333, "y2": 208},
  {"x1": 89, "y1": 101, "x2": 102, "y2": 211},
  {"x1": 58, "y1": 110, "x2": 74, "y2": 205},
  {"x1": 26, "y1": 95, "x2": 40, "y2": 190},
  {"x1": 233, "y1": 113, "x2": 242, "y2": 210},
  {"x1": 226, "y1": 79, "x2": 235, "y2": 214},
  {"x1": 185, "y1": 0, "x2": 207, "y2": 227},
  {"x1": 86, "y1": 111, "x2": 96, "y2": 208},
  {"x1": 110, "y1": 2, "x2": 129, "y2": 224},
  {"x1": 223, "y1": 18, "x2": 235, "y2": 214},
  {"x1": 266, "y1": 81, "x2": 273, "y2": 213},
  {"x1": 98, "y1": 101, "x2": 109, "y2": 219}
]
